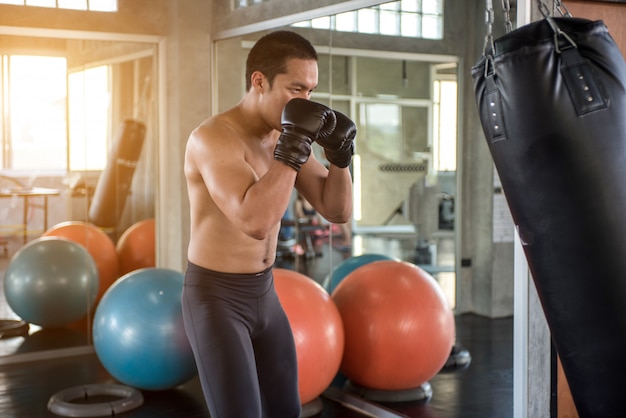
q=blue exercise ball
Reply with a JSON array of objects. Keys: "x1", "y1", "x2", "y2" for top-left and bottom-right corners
[
  {"x1": 323, "y1": 253, "x2": 399, "y2": 294},
  {"x1": 93, "y1": 268, "x2": 196, "y2": 391},
  {"x1": 4, "y1": 237, "x2": 99, "y2": 328}
]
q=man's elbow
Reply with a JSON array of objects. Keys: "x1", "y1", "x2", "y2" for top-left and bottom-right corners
[{"x1": 324, "y1": 207, "x2": 352, "y2": 224}]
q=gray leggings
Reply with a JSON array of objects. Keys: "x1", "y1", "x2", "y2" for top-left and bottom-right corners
[{"x1": 182, "y1": 261, "x2": 301, "y2": 418}]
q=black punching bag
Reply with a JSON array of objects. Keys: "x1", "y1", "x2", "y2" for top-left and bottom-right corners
[
  {"x1": 472, "y1": 18, "x2": 626, "y2": 417},
  {"x1": 89, "y1": 119, "x2": 146, "y2": 228}
]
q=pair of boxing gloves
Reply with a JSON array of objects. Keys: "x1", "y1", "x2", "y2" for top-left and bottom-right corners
[{"x1": 274, "y1": 98, "x2": 356, "y2": 172}]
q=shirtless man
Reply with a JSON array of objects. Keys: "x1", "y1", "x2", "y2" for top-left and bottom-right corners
[{"x1": 181, "y1": 31, "x2": 355, "y2": 418}]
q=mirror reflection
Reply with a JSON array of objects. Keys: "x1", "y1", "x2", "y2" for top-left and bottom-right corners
[
  {"x1": 0, "y1": 34, "x2": 158, "y2": 358},
  {"x1": 214, "y1": 2, "x2": 458, "y2": 309}
]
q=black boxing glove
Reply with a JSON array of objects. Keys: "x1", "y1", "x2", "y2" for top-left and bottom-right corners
[
  {"x1": 274, "y1": 98, "x2": 337, "y2": 172},
  {"x1": 316, "y1": 110, "x2": 356, "y2": 168}
]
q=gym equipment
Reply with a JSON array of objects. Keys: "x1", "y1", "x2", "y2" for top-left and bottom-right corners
[
  {"x1": 322, "y1": 387, "x2": 406, "y2": 418},
  {"x1": 47, "y1": 384, "x2": 144, "y2": 417},
  {"x1": 332, "y1": 261, "x2": 454, "y2": 395},
  {"x1": 472, "y1": 4, "x2": 626, "y2": 416},
  {"x1": 273, "y1": 268, "x2": 344, "y2": 407},
  {"x1": 322, "y1": 253, "x2": 398, "y2": 294},
  {"x1": 4, "y1": 237, "x2": 99, "y2": 328},
  {"x1": 43, "y1": 221, "x2": 119, "y2": 304},
  {"x1": 322, "y1": 253, "x2": 401, "y2": 391},
  {"x1": 92, "y1": 268, "x2": 196, "y2": 391},
  {"x1": 89, "y1": 119, "x2": 146, "y2": 228},
  {"x1": 115, "y1": 218, "x2": 155, "y2": 276},
  {"x1": 0, "y1": 319, "x2": 29, "y2": 339}
]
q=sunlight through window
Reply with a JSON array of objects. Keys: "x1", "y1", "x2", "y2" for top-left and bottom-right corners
[
  {"x1": 68, "y1": 66, "x2": 111, "y2": 171},
  {"x1": 0, "y1": 0, "x2": 117, "y2": 11},
  {"x1": 1, "y1": 55, "x2": 111, "y2": 171},
  {"x1": 8, "y1": 56, "x2": 67, "y2": 170},
  {"x1": 292, "y1": 0, "x2": 444, "y2": 40}
]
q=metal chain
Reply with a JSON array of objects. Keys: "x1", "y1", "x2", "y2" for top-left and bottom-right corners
[
  {"x1": 537, "y1": 0, "x2": 551, "y2": 18},
  {"x1": 483, "y1": 0, "x2": 495, "y2": 55},
  {"x1": 554, "y1": 0, "x2": 572, "y2": 17},
  {"x1": 502, "y1": 0, "x2": 513, "y2": 33},
  {"x1": 483, "y1": 0, "x2": 572, "y2": 57},
  {"x1": 537, "y1": 0, "x2": 573, "y2": 18}
]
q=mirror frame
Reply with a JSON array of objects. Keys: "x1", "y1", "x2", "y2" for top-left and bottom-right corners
[{"x1": 0, "y1": 24, "x2": 165, "y2": 365}]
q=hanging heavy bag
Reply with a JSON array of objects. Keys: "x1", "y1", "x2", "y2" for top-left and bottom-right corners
[
  {"x1": 89, "y1": 119, "x2": 146, "y2": 228},
  {"x1": 472, "y1": 10, "x2": 626, "y2": 418}
]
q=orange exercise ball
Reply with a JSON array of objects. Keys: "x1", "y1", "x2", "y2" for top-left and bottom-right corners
[
  {"x1": 116, "y1": 218, "x2": 155, "y2": 276},
  {"x1": 332, "y1": 260, "x2": 455, "y2": 391},
  {"x1": 43, "y1": 221, "x2": 118, "y2": 304},
  {"x1": 273, "y1": 268, "x2": 344, "y2": 405}
]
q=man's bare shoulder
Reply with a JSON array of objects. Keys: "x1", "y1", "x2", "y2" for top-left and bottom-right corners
[
  {"x1": 190, "y1": 111, "x2": 240, "y2": 144},
  {"x1": 186, "y1": 111, "x2": 247, "y2": 161}
]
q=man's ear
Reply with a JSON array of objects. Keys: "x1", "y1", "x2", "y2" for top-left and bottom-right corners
[{"x1": 251, "y1": 71, "x2": 265, "y2": 92}]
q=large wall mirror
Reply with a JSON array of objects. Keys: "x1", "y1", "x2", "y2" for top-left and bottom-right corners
[
  {"x1": 214, "y1": 1, "x2": 459, "y2": 308},
  {"x1": 0, "y1": 30, "x2": 159, "y2": 362}
]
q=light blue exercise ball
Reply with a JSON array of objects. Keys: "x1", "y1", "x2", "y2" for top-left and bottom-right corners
[
  {"x1": 4, "y1": 237, "x2": 99, "y2": 328},
  {"x1": 93, "y1": 268, "x2": 196, "y2": 391},
  {"x1": 323, "y1": 253, "x2": 399, "y2": 294}
]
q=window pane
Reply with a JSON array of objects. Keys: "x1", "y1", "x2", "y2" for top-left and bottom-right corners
[
  {"x1": 88, "y1": 0, "x2": 117, "y2": 11},
  {"x1": 311, "y1": 16, "x2": 331, "y2": 30},
  {"x1": 59, "y1": 0, "x2": 87, "y2": 10},
  {"x1": 68, "y1": 66, "x2": 110, "y2": 171},
  {"x1": 401, "y1": 0, "x2": 419, "y2": 12},
  {"x1": 423, "y1": 0, "x2": 443, "y2": 14},
  {"x1": 9, "y1": 56, "x2": 67, "y2": 170},
  {"x1": 401, "y1": 12, "x2": 420, "y2": 37},
  {"x1": 361, "y1": 103, "x2": 402, "y2": 161},
  {"x1": 380, "y1": 10, "x2": 399, "y2": 36},
  {"x1": 0, "y1": 0, "x2": 23, "y2": 5},
  {"x1": 380, "y1": 1, "x2": 400, "y2": 11},
  {"x1": 357, "y1": 9, "x2": 377, "y2": 34},
  {"x1": 291, "y1": 21, "x2": 311, "y2": 28},
  {"x1": 336, "y1": 11, "x2": 356, "y2": 32},
  {"x1": 435, "y1": 80, "x2": 457, "y2": 171},
  {"x1": 25, "y1": 0, "x2": 55, "y2": 7},
  {"x1": 422, "y1": 14, "x2": 442, "y2": 39}
]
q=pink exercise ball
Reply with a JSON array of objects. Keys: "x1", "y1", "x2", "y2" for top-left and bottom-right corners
[
  {"x1": 116, "y1": 218, "x2": 155, "y2": 276},
  {"x1": 332, "y1": 260, "x2": 455, "y2": 391},
  {"x1": 274, "y1": 268, "x2": 344, "y2": 404}
]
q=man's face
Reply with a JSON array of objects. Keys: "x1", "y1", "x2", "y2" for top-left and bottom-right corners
[{"x1": 264, "y1": 58, "x2": 318, "y2": 130}]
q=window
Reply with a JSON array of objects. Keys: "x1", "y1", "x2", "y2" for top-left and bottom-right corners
[
  {"x1": 3, "y1": 55, "x2": 67, "y2": 170},
  {"x1": 432, "y1": 65, "x2": 457, "y2": 171},
  {"x1": 0, "y1": 54, "x2": 111, "y2": 171},
  {"x1": 68, "y1": 65, "x2": 111, "y2": 171},
  {"x1": 0, "y1": 0, "x2": 117, "y2": 11},
  {"x1": 293, "y1": 0, "x2": 444, "y2": 40}
]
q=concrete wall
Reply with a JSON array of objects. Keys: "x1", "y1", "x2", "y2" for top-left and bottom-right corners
[{"x1": 458, "y1": 1, "x2": 515, "y2": 317}]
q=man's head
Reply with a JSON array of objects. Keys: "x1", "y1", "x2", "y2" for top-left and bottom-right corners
[{"x1": 245, "y1": 30, "x2": 318, "y2": 92}]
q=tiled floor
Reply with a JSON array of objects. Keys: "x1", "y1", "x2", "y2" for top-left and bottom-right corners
[{"x1": 0, "y1": 232, "x2": 513, "y2": 417}]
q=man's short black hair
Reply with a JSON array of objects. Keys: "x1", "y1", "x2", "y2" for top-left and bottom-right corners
[{"x1": 245, "y1": 30, "x2": 318, "y2": 91}]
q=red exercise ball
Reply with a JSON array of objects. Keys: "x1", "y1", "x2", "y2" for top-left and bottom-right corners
[
  {"x1": 43, "y1": 221, "x2": 119, "y2": 304},
  {"x1": 273, "y1": 268, "x2": 344, "y2": 405},
  {"x1": 116, "y1": 218, "x2": 155, "y2": 276},
  {"x1": 332, "y1": 260, "x2": 455, "y2": 391}
]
